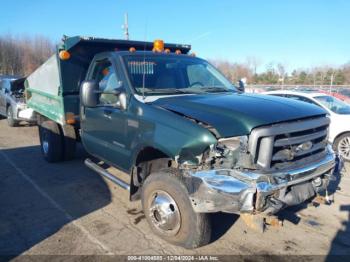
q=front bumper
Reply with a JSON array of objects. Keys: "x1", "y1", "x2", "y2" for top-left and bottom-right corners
[{"x1": 188, "y1": 146, "x2": 336, "y2": 214}]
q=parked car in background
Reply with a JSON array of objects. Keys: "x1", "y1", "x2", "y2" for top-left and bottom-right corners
[
  {"x1": 336, "y1": 88, "x2": 350, "y2": 103},
  {"x1": 319, "y1": 90, "x2": 350, "y2": 104},
  {"x1": 265, "y1": 90, "x2": 350, "y2": 161},
  {"x1": 0, "y1": 75, "x2": 20, "y2": 81},
  {"x1": 0, "y1": 76, "x2": 36, "y2": 126}
]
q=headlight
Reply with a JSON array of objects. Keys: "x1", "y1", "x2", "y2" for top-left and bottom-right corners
[{"x1": 217, "y1": 136, "x2": 248, "y2": 152}]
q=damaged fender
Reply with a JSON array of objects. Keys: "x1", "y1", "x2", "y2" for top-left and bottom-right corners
[{"x1": 186, "y1": 146, "x2": 336, "y2": 214}]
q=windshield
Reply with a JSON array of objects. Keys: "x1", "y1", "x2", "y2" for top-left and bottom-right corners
[
  {"x1": 11, "y1": 78, "x2": 25, "y2": 94},
  {"x1": 315, "y1": 95, "x2": 350, "y2": 114},
  {"x1": 123, "y1": 54, "x2": 236, "y2": 95}
]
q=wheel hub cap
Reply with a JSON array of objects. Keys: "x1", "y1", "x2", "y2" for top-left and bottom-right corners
[
  {"x1": 42, "y1": 134, "x2": 49, "y2": 155},
  {"x1": 338, "y1": 136, "x2": 350, "y2": 160},
  {"x1": 149, "y1": 190, "x2": 181, "y2": 236}
]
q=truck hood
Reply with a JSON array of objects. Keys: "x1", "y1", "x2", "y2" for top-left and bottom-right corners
[{"x1": 152, "y1": 93, "x2": 327, "y2": 138}]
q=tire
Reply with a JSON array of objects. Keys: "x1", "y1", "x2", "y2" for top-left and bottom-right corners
[
  {"x1": 38, "y1": 120, "x2": 64, "y2": 162},
  {"x1": 333, "y1": 133, "x2": 350, "y2": 162},
  {"x1": 62, "y1": 125, "x2": 77, "y2": 161},
  {"x1": 7, "y1": 105, "x2": 18, "y2": 127},
  {"x1": 63, "y1": 136, "x2": 76, "y2": 160},
  {"x1": 141, "y1": 170, "x2": 211, "y2": 249}
]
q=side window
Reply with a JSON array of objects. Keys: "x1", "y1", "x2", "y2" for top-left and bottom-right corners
[{"x1": 91, "y1": 59, "x2": 120, "y2": 105}]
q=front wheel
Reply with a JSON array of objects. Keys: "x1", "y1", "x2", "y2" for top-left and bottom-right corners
[
  {"x1": 141, "y1": 170, "x2": 211, "y2": 249},
  {"x1": 38, "y1": 120, "x2": 64, "y2": 162},
  {"x1": 334, "y1": 133, "x2": 350, "y2": 162}
]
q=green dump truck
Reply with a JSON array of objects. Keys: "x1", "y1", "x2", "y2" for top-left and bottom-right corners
[{"x1": 26, "y1": 36, "x2": 336, "y2": 248}]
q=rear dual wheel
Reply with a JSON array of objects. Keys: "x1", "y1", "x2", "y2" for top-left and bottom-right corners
[
  {"x1": 39, "y1": 121, "x2": 63, "y2": 162},
  {"x1": 38, "y1": 120, "x2": 76, "y2": 162}
]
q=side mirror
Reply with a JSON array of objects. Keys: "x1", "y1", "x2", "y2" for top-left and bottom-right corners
[
  {"x1": 81, "y1": 80, "x2": 98, "y2": 107},
  {"x1": 237, "y1": 80, "x2": 245, "y2": 93},
  {"x1": 119, "y1": 92, "x2": 127, "y2": 111}
]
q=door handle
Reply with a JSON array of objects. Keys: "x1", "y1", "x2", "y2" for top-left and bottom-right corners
[{"x1": 103, "y1": 109, "x2": 112, "y2": 119}]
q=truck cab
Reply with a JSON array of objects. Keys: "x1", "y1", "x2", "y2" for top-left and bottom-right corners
[{"x1": 26, "y1": 36, "x2": 337, "y2": 249}]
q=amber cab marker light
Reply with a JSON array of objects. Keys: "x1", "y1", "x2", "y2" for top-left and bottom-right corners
[
  {"x1": 164, "y1": 48, "x2": 171, "y2": 54},
  {"x1": 129, "y1": 47, "x2": 136, "y2": 52},
  {"x1": 175, "y1": 49, "x2": 182, "y2": 55},
  {"x1": 153, "y1": 39, "x2": 164, "y2": 52},
  {"x1": 102, "y1": 68, "x2": 109, "y2": 76},
  {"x1": 59, "y1": 50, "x2": 71, "y2": 60},
  {"x1": 66, "y1": 113, "x2": 76, "y2": 125},
  {"x1": 190, "y1": 52, "x2": 196, "y2": 57}
]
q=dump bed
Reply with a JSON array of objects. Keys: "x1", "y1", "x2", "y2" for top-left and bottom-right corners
[{"x1": 26, "y1": 36, "x2": 191, "y2": 125}]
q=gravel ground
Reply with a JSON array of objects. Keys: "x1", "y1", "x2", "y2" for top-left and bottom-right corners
[{"x1": 0, "y1": 119, "x2": 349, "y2": 260}]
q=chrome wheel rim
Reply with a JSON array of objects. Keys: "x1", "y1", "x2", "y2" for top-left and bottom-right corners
[
  {"x1": 149, "y1": 190, "x2": 181, "y2": 236},
  {"x1": 42, "y1": 132, "x2": 49, "y2": 155},
  {"x1": 338, "y1": 136, "x2": 350, "y2": 160}
]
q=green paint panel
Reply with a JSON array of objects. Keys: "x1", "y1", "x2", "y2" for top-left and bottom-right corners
[
  {"x1": 27, "y1": 89, "x2": 64, "y2": 124},
  {"x1": 152, "y1": 92, "x2": 327, "y2": 137}
]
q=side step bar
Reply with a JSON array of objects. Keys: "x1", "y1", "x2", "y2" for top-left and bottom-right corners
[{"x1": 85, "y1": 158, "x2": 130, "y2": 191}]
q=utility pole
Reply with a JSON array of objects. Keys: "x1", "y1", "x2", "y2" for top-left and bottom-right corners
[
  {"x1": 313, "y1": 73, "x2": 316, "y2": 88},
  {"x1": 330, "y1": 71, "x2": 334, "y2": 94},
  {"x1": 122, "y1": 13, "x2": 129, "y2": 40}
]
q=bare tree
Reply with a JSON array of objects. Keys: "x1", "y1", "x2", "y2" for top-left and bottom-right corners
[
  {"x1": 246, "y1": 56, "x2": 262, "y2": 75},
  {"x1": 0, "y1": 34, "x2": 55, "y2": 76},
  {"x1": 343, "y1": 62, "x2": 350, "y2": 84}
]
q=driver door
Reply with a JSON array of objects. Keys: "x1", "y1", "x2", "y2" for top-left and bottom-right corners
[{"x1": 81, "y1": 56, "x2": 127, "y2": 167}]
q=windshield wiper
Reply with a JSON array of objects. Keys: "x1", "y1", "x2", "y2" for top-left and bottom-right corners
[
  {"x1": 199, "y1": 86, "x2": 233, "y2": 93},
  {"x1": 137, "y1": 87, "x2": 234, "y2": 95},
  {"x1": 141, "y1": 88, "x2": 193, "y2": 95}
]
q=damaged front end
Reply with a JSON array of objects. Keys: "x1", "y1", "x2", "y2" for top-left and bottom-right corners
[
  {"x1": 180, "y1": 116, "x2": 337, "y2": 215},
  {"x1": 185, "y1": 145, "x2": 335, "y2": 215}
]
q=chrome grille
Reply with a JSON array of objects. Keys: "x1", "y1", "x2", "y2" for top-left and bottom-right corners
[{"x1": 248, "y1": 117, "x2": 330, "y2": 170}]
